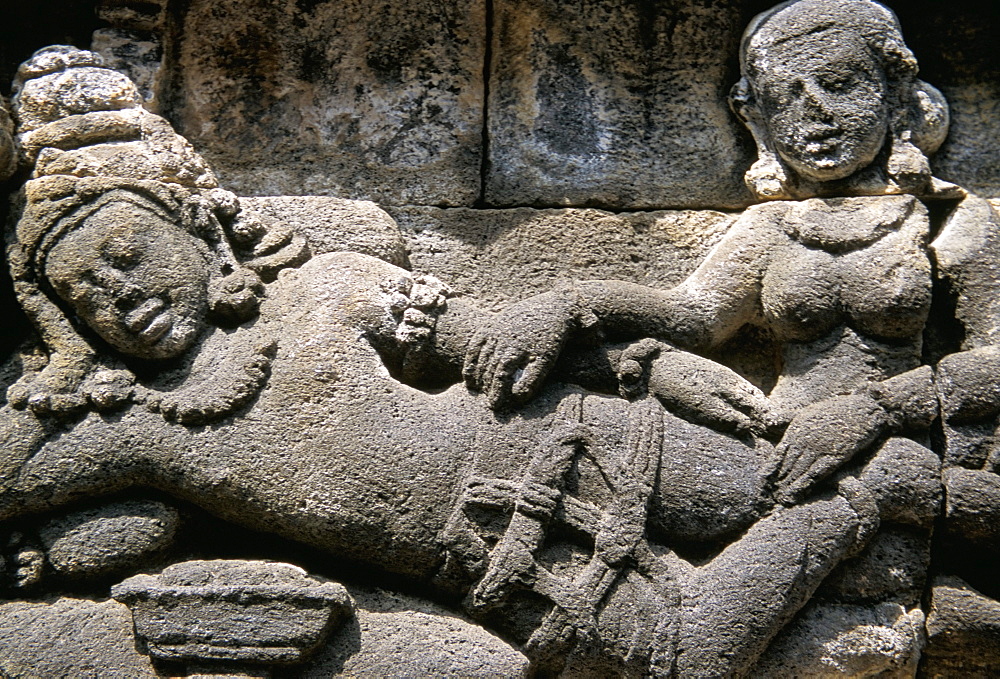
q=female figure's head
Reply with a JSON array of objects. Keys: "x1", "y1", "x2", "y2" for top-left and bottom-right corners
[{"x1": 731, "y1": 0, "x2": 949, "y2": 199}]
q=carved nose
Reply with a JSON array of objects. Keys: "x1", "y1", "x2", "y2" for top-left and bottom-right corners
[
  {"x1": 112, "y1": 279, "x2": 145, "y2": 311},
  {"x1": 800, "y1": 81, "x2": 834, "y2": 120}
]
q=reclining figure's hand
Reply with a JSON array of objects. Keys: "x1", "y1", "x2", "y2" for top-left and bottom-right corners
[
  {"x1": 7, "y1": 352, "x2": 133, "y2": 417},
  {"x1": 7, "y1": 352, "x2": 92, "y2": 415}
]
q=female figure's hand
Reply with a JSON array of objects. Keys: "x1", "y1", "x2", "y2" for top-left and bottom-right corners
[
  {"x1": 464, "y1": 291, "x2": 596, "y2": 409},
  {"x1": 618, "y1": 339, "x2": 777, "y2": 436},
  {"x1": 770, "y1": 394, "x2": 890, "y2": 505},
  {"x1": 770, "y1": 366, "x2": 936, "y2": 505}
]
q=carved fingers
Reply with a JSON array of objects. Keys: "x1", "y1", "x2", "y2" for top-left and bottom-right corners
[
  {"x1": 464, "y1": 331, "x2": 556, "y2": 410},
  {"x1": 464, "y1": 292, "x2": 581, "y2": 410},
  {"x1": 771, "y1": 393, "x2": 889, "y2": 505}
]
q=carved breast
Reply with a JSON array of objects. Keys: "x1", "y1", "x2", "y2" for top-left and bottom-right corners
[{"x1": 760, "y1": 196, "x2": 932, "y2": 342}]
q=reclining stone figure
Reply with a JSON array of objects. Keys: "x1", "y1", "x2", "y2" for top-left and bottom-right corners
[{"x1": 2, "y1": 0, "x2": 989, "y2": 673}]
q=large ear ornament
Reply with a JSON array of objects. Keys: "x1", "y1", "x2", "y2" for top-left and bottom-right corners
[
  {"x1": 729, "y1": 78, "x2": 792, "y2": 199},
  {"x1": 208, "y1": 268, "x2": 265, "y2": 325},
  {"x1": 909, "y1": 79, "x2": 949, "y2": 156}
]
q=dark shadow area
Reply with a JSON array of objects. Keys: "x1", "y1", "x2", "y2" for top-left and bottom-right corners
[
  {"x1": 894, "y1": 1, "x2": 1000, "y2": 86},
  {"x1": 0, "y1": 191, "x2": 30, "y2": 362},
  {"x1": 0, "y1": 1, "x2": 103, "y2": 96}
]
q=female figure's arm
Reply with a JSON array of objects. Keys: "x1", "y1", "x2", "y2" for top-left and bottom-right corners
[{"x1": 464, "y1": 212, "x2": 780, "y2": 408}]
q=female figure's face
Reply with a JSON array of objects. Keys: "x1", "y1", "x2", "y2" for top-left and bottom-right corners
[
  {"x1": 751, "y1": 31, "x2": 888, "y2": 182},
  {"x1": 45, "y1": 201, "x2": 211, "y2": 360}
]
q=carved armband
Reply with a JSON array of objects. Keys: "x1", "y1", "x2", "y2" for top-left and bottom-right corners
[
  {"x1": 384, "y1": 274, "x2": 453, "y2": 346},
  {"x1": 616, "y1": 337, "x2": 673, "y2": 400}
]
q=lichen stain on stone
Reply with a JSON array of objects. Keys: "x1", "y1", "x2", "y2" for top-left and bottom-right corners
[{"x1": 532, "y1": 41, "x2": 601, "y2": 158}]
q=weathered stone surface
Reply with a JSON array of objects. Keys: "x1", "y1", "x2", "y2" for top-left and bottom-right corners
[
  {"x1": 0, "y1": 96, "x2": 15, "y2": 182},
  {"x1": 924, "y1": 576, "x2": 1000, "y2": 676},
  {"x1": 753, "y1": 602, "x2": 924, "y2": 677},
  {"x1": 902, "y1": 6, "x2": 1000, "y2": 199},
  {"x1": 818, "y1": 526, "x2": 931, "y2": 606},
  {"x1": 0, "y1": 585, "x2": 525, "y2": 678},
  {"x1": 943, "y1": 467, "x2": 1000, "y2": 552},
  {"x1": 39, "y1": 499, "x2": 180, "y2": 579},
  {"x1": 95, "y1": 0, "x2": 168, "y2": 33},
  {"x1": 389, "y1": 206, "x2": 733, "y2": 310},
  {"x1": 169, "y1": 0, "x2": 485, "y2": 205},
  {"x1": 90, "y1": 28, "x2": 163, "y2": 112},
  {"x1": 302, "y1": 586, "x2": 529, "y2": 677},
  {"x1": 934, "y1": 84, "x2": 1000, "y2": 199},
  {"x1": 0, "y1": 597, "x2": 157, "y2": 677},
  {"x1": 485, "y1": 0, "x2": 753, "y2": 209},
  {"x1": 931, "y1": 197, "x2": 1000, "y2": 356},
  {"x1": 240, "y1": 196, "x2": 408, "y2": 268},
  {"x1": 4, "y1": 1, "x2": 1000, "y2": 676},
  {"x1": 112, "y1": 560, "x2": 353, "y2": 664}
]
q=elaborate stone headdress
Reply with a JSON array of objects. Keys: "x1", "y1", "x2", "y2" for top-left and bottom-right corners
[{"x1": 6, "y1": 46, "x2": 304, "y2": 416}]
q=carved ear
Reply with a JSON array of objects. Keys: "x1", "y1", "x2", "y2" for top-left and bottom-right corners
[
  {"x1": 884, "y1": 79, "x2": 948, "y2": 195},
  {"x1": 728, "y1": 77, "x2": 771, "y2": 153},
  {"x1": 729, "y1": 77, "x2": 794, "y2": 199},
  {"x1": 908, "y1": 79, "x2": 950, "y2": 156},
  {"x1": 728, "y1": 78, "x2": 755, "y2": 124}
]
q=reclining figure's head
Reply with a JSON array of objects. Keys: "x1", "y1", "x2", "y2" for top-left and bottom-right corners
[
  {"x1": 13, "y1": 174, "x2": 265, "y2": 362},
  {"x1": 731, "y1": 0, "x2": 950, "y2": 198},
  {"x1": 6, "y1": 46, "x2": 306, "y2": 416},
  {"x1": 6, "y1": 46, "x2": 271, "y2": 367},
  {"x1": 30, "y1": 185, "x2": 223, "y2": 360}
]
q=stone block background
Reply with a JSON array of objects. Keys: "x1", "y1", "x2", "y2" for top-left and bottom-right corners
[
  {"x1": 0, "y1": 1, "x2": 998, "y2": 208},
  {"x1": 170, "y1": 0, "x2": 486, "y2": 205},
  {"x1": 388, "y1": 206, "x2": 733, "y2": 309},
  {"x1": 484, "y1": 0, "x2": 752, "y2": 209}
]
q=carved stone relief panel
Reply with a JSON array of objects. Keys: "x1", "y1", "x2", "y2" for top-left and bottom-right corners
[{"x1": 0, "y1": 1, "x2": 1000, "y2": 677}]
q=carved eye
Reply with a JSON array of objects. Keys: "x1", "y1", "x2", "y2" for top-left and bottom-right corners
[
  {"x1": 769, "y1": 80, "x2": 802, "y2": 107},
  {"x1": 81, "y1": 269, "x2": 111, "y2": 291},
  {"x1": 102, "y1": 240, "x2": 141, "y2": 271},
  {"x1": 67, "y1": 274, "x2": 106, "y2": 304},
  {"x1": 777, "y1": 80, "x2": 804, "y2": 106},
  {"x1": 818, "y1": 73, "x2": 853, "y2": 93}
]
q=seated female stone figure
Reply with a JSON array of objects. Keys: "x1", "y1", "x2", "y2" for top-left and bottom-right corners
[
  {"x1": 468, "y1": 0, "x2": 960, "y2": 668},
  {"x1": 471, "y1": 0, "x2": 952, "y2": 501},
  {"x1": 0, "y1": 11, "x2": 941, "y2": 677}
]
